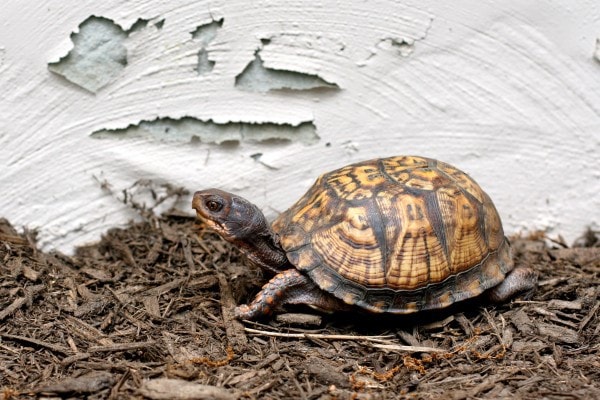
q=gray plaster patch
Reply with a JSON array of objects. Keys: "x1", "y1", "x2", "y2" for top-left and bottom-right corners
[
  {"x1": 48, "y1": 16, "x2": 129, "y2": 93},
  {"x1": 191, "y1": 18, "x2": 223, "y2": 46},
  {"x1": 91, "y1": 117, "x2": 318, "y2": 145},
  {"x1": 235, "y1": 54, "x2": 338, "y2": 92},
  {"x1": 192, "y1": 18, "x2": 223, "y2": 75},
  {"x1": 196, "y1": 49, "x2": 215, "y2": 75}
]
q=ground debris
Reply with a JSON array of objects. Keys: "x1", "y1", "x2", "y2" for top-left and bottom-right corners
[
  {"x1": 34, "y1": 371, "x2": 115, "y2": 394},
  {"x1": 0, "y1": 217, "x2": 599, "y2": 399},
  {"x1": 139, "y1": 378, "x2": 237, "y2": 400}
]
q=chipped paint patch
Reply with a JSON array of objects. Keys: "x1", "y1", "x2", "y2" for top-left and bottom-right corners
[
  {"x1": 48, "y1": 16, "x2": 129, "y2": 93},
  {"x1": 192, "y1": 18, "x2": 223, "y2": 75},
  {"x1": 191, "y1": 18, "x2": 223, "y2": 46},
  {"x1": 235, "y1": 53, "x2": 338, "y2": 92},
  {"x1": 235, "y1": 36, "x2": 341, "y2": 92},
  {"x1": 91, "y1": 117, "x2": 318, "y2": 145}
]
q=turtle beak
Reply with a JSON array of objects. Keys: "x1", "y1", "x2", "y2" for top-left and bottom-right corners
[{"x1": 191, "y1": 190, "x2": 229, "y2": 236}]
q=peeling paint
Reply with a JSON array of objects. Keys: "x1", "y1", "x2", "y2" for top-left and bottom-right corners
[
  {"x1": 48, "y1": 16, "x2": 129, "y2": 93},
  {"x1": 388, "y1": 38, "x2": 415, "y2": 57},
  {"x1": 196, "y1": 48, "x2": 215, "y2": 75},
  {"x1": 358, "y1": 17, "x2": 433, "y2": 66},
  {"x1": 91, "y1": 117, "x2": 318, "y2": 145},
  {"x1": 236, "y1": 52, "x2": 338, "y2": 92},
  {"x1": 191, "y1": 18, "x2": 223, "y2": 46},
  {"x1": 192, "y1": 18, "x2": 222, "y2": 75}
]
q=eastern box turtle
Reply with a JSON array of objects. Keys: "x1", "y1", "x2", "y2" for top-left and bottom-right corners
[{"x1": 192, "y1": 155, "x2": 537, "y2": 320}]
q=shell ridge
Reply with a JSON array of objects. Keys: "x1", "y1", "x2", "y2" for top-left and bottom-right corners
[
  {"x1": 377, "y1": 158, "x2": 399, "y2": 184},
  {"x1": 423, "y1": 190, "x2": 451, "y2": 267}
]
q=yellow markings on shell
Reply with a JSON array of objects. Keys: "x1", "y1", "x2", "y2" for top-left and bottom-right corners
[
  {"x1": 289, "y1": 189, "x2": 330, "y2": 233},
  {"x1": 311, "y1": 268, "x2": 338, "y2": 291},
  {"x1": 403, "y1": 167, "x2": 448, "y2": 191},
  {"x1": 466, "y1": 278, "x2": 483, "y2": 295},
  {"x1": 482, "y1": 193, "x2": 504, "y2": 250},
  {"x1": 403, "y1": 302, "x2": 418, "y2": 313},
  {"x1": 385, "y1": 194, "x2": 451, "y2": 289},
  {"x1": 437, "y1": 161, "x2": 485, "y2": 203},
  {"x1": 295, "y1": 247, "x2": 320, "y2": 270},
  {"x1": 435, "y1": 291, "x2": 452, "y2": 308},
  {"x1": 343, "y1": 292, "x2": 360, "y2": 305},
  {"x1": 325, "y1": 164, "x2": 387, "y2": 200},
  {"x1": 449, "y1": 195, "x2": 488, "y2": 272},
  {"x1": 370, "y1": 301, "x2": 387, "y2": 312},
  {"x1": 381, "y1": 156, "x2": 428, "y2": 175},
  {"x1": 311, "y1": 206, "x2": 386, "y2": 287},
  {"x1": 276, "y1": 225, "x2": 308, "y2": 251}
]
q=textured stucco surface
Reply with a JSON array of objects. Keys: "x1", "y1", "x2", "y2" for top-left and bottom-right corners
[{"x1": 0, "y1": 0, "x2": 599, "y2": 252}]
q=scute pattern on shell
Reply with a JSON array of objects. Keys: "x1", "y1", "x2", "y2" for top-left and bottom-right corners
[{"x1": 271, "y1": 156, "x2": 513, "y2": 313}]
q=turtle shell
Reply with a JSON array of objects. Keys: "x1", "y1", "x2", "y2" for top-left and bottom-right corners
[{"x1": 271, "y1": 155, "x2": 513, "y2": 314}]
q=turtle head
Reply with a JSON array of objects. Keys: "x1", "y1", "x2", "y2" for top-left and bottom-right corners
[{"x1": 192, "y1": 189, "x2": 268, "y2": 243}]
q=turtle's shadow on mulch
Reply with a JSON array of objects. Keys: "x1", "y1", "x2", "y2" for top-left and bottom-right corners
[{"x1": 0, "y1": 210, "x2": 599, "y2": 400}]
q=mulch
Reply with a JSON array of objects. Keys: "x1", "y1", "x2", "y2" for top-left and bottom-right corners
[{"x1": 1, "y1": 190, "x2": 599, "y2": 399}]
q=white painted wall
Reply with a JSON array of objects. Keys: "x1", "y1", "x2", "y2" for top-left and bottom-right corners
[{"x1": 1, "y1": 0, "x2": 599, "y2": 253}]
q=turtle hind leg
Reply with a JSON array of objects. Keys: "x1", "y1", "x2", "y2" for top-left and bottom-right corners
[
  {"x1": 234, "y1": 269, "x2": 347, "y2": 320},
  {"x1": 487, "y1": 265, "x2": 538, "y2": 303}
]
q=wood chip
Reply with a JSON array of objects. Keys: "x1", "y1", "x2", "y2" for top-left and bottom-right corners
[
  {"x1": 305, "y1": 357, "x2": 349, "y2": 388},
  {"x1": 510, "y1": 309, "x2": 535, "y2": 335},
  {"x1": 144, "y1": 278, "x2": 187, "y2": 297},
  {"x1": 275, "y1": 312, "x2": 322, "y2": 326},
  {"x1": 0, "y1": 333, "x2": 71, "y2": 355},
  {"x1": 217, "y1": 273, "x2": 248, "y2": 348},
  {"x1": 139, "y1": 378, "x2": 236, "y2": 400},
  {"x1": 0, "y1": 297, "x2": 27, "y2": 321},
  {"x1": 537, "y1": 323, "x2": 580, "y2": 344},
  {"x1": 143, "y1": 295, "x2": 161, "y2": 318},
  {"x1": 35, "y1": 371, "x2": 115, "y2": 394},
  {"x1": 88, "y1": 341, "x2": 156, "y2": 353},
  {"x1": 548, "y1": 299, "x2": 583, "y2": 311},
  {"x1": 22, "y1": 265, "x2": 41, "y2": 281}
]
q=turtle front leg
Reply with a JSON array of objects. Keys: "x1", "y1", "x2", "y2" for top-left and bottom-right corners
[
  {"x1": 487, "y1": 265, "x2": 538, "y2": 303},
  {"x1": 235, "y1": 269, "x2": 345, "y2": 320}
]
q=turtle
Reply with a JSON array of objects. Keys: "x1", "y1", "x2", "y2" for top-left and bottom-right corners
[{"x1": 192, "y1": 155, "x2": 537, "y2": 320}]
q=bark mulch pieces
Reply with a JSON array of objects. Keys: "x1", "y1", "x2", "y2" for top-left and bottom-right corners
[{"x1": 1, "y1": 211, "x2": 599, "y2": 399}]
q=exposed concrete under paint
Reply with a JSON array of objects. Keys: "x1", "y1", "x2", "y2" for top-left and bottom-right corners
[
  {"x1": 1, "y1": 1, "x2": 599, "y2": 253},
  {"x1": 91, "y1": 117, "x2": 319, "y2": 145},
  {"x1": 48, "y1": 16, "x2": 129, "y2": 93},
  {"x1": 191, "y1": 18, "x2": 223, "y2": 75},
  {"x1": 235, "y1": 53, "x2": 338, "y2": 92}
]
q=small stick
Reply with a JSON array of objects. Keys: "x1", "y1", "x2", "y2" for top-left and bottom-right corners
[
  {"x1": 0, "y1": 297, "x2": 27, "y2": 321},
  {"x1": 244, "y1": 327, "x2": 401, "y2": 344},
  {"x1": 0, "y1": 333, "x2": 71, "y2": 355},
  {"x1": 217, "y1": 273, "x2": 248, "y2": 348},
  {"x1": 88, "y1": 341, "x2": 156, "y2": 353},
  {"x1": 371, "y1": 343, "x2": 446, "y2": 353}
]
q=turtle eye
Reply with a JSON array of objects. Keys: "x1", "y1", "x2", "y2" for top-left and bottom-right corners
[{"x1": 205, "y1": 200, "x2": 223, "y2": 212}]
